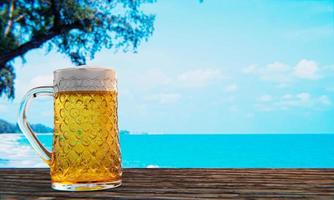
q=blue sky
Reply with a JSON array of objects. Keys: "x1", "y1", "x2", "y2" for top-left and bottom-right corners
[{"x1": 0, "y1": 0, "x2": 333, "y2": 133}]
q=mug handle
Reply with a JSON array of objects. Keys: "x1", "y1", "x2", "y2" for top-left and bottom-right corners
[{"x1": 18, "y1": 86, "x2": 54, "y2": 164}]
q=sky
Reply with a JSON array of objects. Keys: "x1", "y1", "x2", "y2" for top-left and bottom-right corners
[{"x1": 0, "y1": 0, "x2": 334, "y2": 133}]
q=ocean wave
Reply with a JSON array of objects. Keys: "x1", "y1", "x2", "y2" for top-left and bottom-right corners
[
  {"x1": 146, "y1": 164, "x2": 159, "y2": 168},
  {"x1": 0, "y1": 134, "x2": 47, "y2": 168}
]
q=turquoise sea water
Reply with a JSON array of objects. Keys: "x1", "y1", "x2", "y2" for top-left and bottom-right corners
[{"x1": 1, "y1": 134, "x2": 334, "y2": 168}]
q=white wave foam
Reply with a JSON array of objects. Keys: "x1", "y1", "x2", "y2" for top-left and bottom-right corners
[
  {"x1": 0, "y1": 135, "x2": 47, "y2": 168},
  {"x1": 146, "y1": 164, "x2": 159, "y2": 168}
]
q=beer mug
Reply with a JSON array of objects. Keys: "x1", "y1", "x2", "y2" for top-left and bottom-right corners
[{"x1": 18, "y1": 67, "x2": 122, "y2": 191}]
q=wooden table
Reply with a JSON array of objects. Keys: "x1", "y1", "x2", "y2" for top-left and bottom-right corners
[{"x1": 1, "y1": 168, "x2": 334, "y2": 199}]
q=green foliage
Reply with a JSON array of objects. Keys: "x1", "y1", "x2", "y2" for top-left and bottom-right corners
[
  {"x1": 0, "y1": 0, "x2": 156, "y2": 99},
  {"x1": 30, "y1": 123, "x2": 53, "y2": 133},
  {"x1": 0, "y1": 118, "x2": 18, "y2": 133},
  {"x1": 0, "y1": 63, "x2": 15, "y2": 98}
]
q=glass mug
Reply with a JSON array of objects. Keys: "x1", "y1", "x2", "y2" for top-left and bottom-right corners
[{"x1": 18, "y1": 67, "x2": 122, "y2": 191}]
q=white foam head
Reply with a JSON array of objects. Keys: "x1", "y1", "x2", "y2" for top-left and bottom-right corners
[{"x1": 53, "y1": 66, "x2": 117, "y2": 92}]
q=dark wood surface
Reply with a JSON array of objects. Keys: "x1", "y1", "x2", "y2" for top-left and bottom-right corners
[{"x1": 1, "y1": 168, "x2": 334, "y2": 199}]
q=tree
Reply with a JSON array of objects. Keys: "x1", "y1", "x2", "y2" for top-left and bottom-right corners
[{"x1": 0, "y1": 0, "x2": 155, "y2": 99}]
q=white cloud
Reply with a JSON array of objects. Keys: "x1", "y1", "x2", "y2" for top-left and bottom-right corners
[
  {"x1": 127, "y1": 68, "x2": 228, "y2": 92},
  {"x1": 225, "y1": 84, "x2": 238, "y2": 93},
  {"x1": 243, "y1": 59, "x2": 323, "y2": 85},
  {"x1": 14, "y1": 74, "x2": 53, "y2": 100},
  {"x1": 296, "y1": 92, "x2": 311, "y2": 102},
  {"x1": 242, "y1": 64, "x2": 257, "y2": 74},
  {"x1": 256, "y1": 93, "x2": 332, "y2": 111},
  {"x1": 145, "y1": 93, "x2": 181, "y2": 104},
  {"x1": 177, "y1": 68, "x2": 223, "y2": 87},
  {"x1": 0, "y1": 104, "x2": 7, "y2": 112},
  {"x1": 130, "y1": 68, "x2": 171, "y2": 90},
  {"x1": 318, "y1": 95, "x2": 332, "y2": 106},
  {"x1": 276, "y1": 92, "x2": 313, "y2": 108},
  {"x1": 0, "y1": 134, "x2": 47, "y2": 168},
  {"x1": 228, "y1": 105, "x2": 239, "y2": 112},
  {"x1": 258, "y1": 95, "x2": 272, "y2": 102},
  {"x1": 245, "y1": 113, "x2": 255, "y2": 119},
  {"x1": 260, "y1": 62, "x2": 291, "y2": 82},
  {"x1": 30, "y1": 74, "x2": 53, "y2": 87},
  {"x1": 294, "y1": 59, "x2": 319, "y2": 80},
  {"x1": 243, "y1": 62, "x2": 291, "y2": 84},
  {"x1": 282, "y1": 94, "x2": 293, "y2": 100}
]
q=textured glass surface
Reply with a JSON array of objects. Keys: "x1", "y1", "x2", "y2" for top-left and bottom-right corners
[{"x1": 51, "y1": 91, "x2": 122, "y2": 184}]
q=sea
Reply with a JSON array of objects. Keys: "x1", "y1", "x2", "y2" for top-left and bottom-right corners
[{"x1": 1, "y1": 133, "x2": 334, "y2": 168}]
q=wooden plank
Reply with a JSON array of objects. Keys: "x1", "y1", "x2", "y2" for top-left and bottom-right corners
[{"x1": 1, "y1": 169, "x2": 334, "y2": 199}]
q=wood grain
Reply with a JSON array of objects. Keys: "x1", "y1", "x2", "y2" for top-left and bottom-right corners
[{"x1": 1, "y1": 168, "x2": 334, "y2": 199}]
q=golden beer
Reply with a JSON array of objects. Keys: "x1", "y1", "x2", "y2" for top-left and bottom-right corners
[
  {"x1": 18, "y1": 67, "x2": 122, "y2": 191},
  {"x1": 51, "y1": 91, "x2": 121, "y2": 185}
]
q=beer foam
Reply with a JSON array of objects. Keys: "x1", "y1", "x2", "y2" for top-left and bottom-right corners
[{"x1": 54, "y1": 66, "x2": 117, "y2": 92}]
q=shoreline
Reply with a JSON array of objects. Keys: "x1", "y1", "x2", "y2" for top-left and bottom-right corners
[{"x1": 1, "y1": 133, "x2": 334, "y2": 136}]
